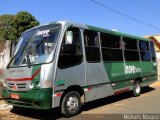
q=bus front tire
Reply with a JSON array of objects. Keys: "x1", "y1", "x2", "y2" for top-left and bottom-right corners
[
  {"x1": 133, "y1": 81, "x2": 141, "y2": 97},
  {"x1": 61, "y1": 91, "x2": 81, "y2": 117},
  {"x1": 12, "y1": 106, "x2": 21, "y2": 111}
]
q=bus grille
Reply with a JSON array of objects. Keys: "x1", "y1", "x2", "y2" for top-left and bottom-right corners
[
  {"x1": 6, "y1": 81, "x2": 30, "y2": 91},
  {"x1": 8, "y1": 83, "x2": 26, "y2": 88}
]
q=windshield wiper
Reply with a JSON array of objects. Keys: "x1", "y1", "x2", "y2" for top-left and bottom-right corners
[{"x1": 7, "y1": 44, "x2": 26, "y2": 69}]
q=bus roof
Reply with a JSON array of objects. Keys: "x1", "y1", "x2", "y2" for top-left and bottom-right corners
[
  {"x1": 87, "y1": 25, "x2": 151, "y2": 41},
  {"x1": 25, "y1": 20, "x2": 151, "y2": 42},
  {"x1": 87, "y1": 25, "x2": 150, "y2": 42},
  {"x1": 57, "y1": 21, "x2": 150, "y2": 42}
]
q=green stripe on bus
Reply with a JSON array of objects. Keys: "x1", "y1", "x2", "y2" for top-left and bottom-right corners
[
  {"x1": 32, "y1": 65, "x2": 41, "y2": 85},
  {"x1": 56, "y1": 80, "x2": 65, "y2": 86}
]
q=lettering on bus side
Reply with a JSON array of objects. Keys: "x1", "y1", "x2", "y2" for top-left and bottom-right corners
[{"x1": 125, "y1": 65, "x2": 141, "y2": 74}]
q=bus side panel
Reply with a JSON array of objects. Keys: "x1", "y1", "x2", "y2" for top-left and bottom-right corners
[
  {"x1": 141, "y1": 61, "x2": 157, "y2": 87},
  {"x1": 103, "y1": 62, "x2": 132, "y2": 91},
  {"x1": 85, "y1": 62, "x2": 114, "y2": 102},
  {"x1": 124, "y1": 62, "x2": 141, "y2": 80},
  {"x1": 53, "y1": 63, "x2": 85, "y2": 107},
  {"x1": 104, "y1": 62, "x2": 141, "y2": 91},
  {"x1": 104, "y1": 62, "x2": 125, "y2": 83}
]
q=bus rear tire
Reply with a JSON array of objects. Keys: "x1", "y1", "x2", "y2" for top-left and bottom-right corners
[
  {"x1": 61, "y1": 91, "x2": 81, "y2": 117},
  {"x1": 133, "y1": 81, "x2": 141, "y2": 97}
]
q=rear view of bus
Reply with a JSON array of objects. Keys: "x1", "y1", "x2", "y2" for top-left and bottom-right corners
[{"x1": 2, "y1": 21, "x2": 157, "y2": 117}]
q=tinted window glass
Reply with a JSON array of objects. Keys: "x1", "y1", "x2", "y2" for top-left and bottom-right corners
[
  {"x1": 123, "y1": 38, "x2": 138, "y2": 50},
  {"x1": 102, "y1": 48, "x2": 123, "y2": 61},
  {"x1": 100, "y1": 33, "x2": 123, "y2": 62},
  {"x1": 139, "y1": 41, "x2": 149, "y2": 51},
  {"x1": 150, "y1": 42, "x2": 156, "y2": 61},
  {"x1": 140, "y1": 52, "x2": 151, "y2": 61},
  {"x1": 124, "y1": 51, "x2": 139, "y2": 61},
  {"x1": 84, "y1": 30, "x2": 100, "y2": 62},
  {"x1": 139, "y1": 41, "x2": 151, "y2": 61},
  {"x1": 122, "y1": 37, "x2": 139, "y2": 61},
  {"x1": 101, "y1": 33, "x2": 120, "y2": 48},
  {"x1": 58, "y1": 27, "x2": 82, "y2": 68}
]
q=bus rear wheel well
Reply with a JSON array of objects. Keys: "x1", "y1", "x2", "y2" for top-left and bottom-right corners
[
  {"x1": 135, "y1": 77, "x2": 142, "y2": 83},
  {"x1": 60, "y1": 85, "x2": 85, "y2": 105}
]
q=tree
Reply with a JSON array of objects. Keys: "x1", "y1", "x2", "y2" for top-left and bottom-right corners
[
  {"x1": 13, "y1": 11, "x2": 39, "y2": 41},
  {"x1": 0, "y1": 11, "x2": 39, "y2": 41},
  {"x1": 0, "y1": 14, "x2": 15, "y2": 41}
]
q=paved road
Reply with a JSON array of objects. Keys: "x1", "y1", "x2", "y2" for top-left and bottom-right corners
[{"x1": 1, "y1": 81, "x2": 160, "y2": 120}]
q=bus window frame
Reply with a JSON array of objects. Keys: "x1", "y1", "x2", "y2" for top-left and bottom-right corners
[
  {"x1": 139, "y1": 40, "x2": 151, "y2": 62},
  {"x1": 100, "y1": 32, "x2": 123, "y2": 62},
  {"x1": 84, "y1": 30, "x2": 101, "y2": 63},
  {"x1": 58, "y1": 26, "x2": 83, "y2": 69},
  {"x1": 149, "y1": 41, "x2": 156, "y2": 62}
]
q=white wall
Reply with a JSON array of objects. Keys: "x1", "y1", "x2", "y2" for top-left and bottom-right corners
[
  {"x1": 0, "y1": 41, "x2": 11, "y2": 68},
  {"x1": 0, "y1": 41, "x2": 11, "y2": 82}
]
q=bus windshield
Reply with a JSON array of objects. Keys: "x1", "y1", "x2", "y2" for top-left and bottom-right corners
[{"x1": 9, "y1": 24, "x2": 61, "y2": 67}]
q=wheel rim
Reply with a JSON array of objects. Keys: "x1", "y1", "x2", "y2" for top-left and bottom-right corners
[
  {"x1": 67, "y1": 95, "x2": 79, "y2": 112},
  {"x1": 135, "y1": 82, "x2": 140, "y2": 94}
]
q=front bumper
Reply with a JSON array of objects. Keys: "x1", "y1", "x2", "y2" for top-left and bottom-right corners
[{"x1": 2, "y1": 88, "x2": 52, "y2": 109}]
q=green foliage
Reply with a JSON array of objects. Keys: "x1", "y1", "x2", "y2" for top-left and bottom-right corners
[
  {"x1": 13, "y1": 11, "x2": 39, "y2": 41},
  {"x1": 0, "y1": 11, "x2": 39, "y2": 41},
  {"x1": 0, "y1": 14, "x2": 15, "y2": 41}
]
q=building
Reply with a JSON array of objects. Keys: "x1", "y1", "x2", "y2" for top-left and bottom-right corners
[{"x1": 144, "y1": 35, "x2": 160, "y2": 60}]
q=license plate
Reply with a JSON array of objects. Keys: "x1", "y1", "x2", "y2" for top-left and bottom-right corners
[{"x1": 10, "y1": 94, "x2": 19, "y2": 100}]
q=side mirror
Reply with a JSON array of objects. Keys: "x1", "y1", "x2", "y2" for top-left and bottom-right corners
[{"x1": 65, "y1": 31, "x2": 73, "y2": 45}]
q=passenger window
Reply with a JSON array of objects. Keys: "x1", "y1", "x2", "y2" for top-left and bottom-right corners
[
  {"x1": 102, "y1": 49, "x2": 123, "y2": 61},
  {"x1": 124, "y1": 50, "x2": 139, "y2": 61},
  {"x1": 123, "y1": 38, "x2": 139, "y2": 61},
  {"x1": 123, "y1": 38, "x2": 138, "y2": 50},
  {"x1": 139, "y1": 41, "x2": 149, "y2": 51},
  {"x1": 84, "y1": 30, "x2": 100, "y2": 62},
  {"x1": 58, "y1": 27, "x2": 82, "y2": 68},
  {"x1": 100, "y1": 33, "x2": 123, "y2": 61},
  {"x1": 101, "y1": 34, "x2": 121, "y2": 48},
  {"x1": 150, "y1": 42, "x2": 156, "y2": 61},
  {"x1": 139, "y1": 41, "x2": 151, "y2": 61}
]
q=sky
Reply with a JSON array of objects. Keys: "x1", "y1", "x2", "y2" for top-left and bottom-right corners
[{"x1": 1, "y1": 0, "x2": 160, "y2": 37}]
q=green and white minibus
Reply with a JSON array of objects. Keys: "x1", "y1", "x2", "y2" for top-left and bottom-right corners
[{"x1": 2, "y1": 21, "x2": 157, "y2": 117}]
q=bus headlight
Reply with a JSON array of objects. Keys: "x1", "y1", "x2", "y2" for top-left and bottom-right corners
[
  {"x1": 3, "y1": 79, "x2": 7, "y2": 88},
  {"x1": 29, "y1": 83, "x2": 34, "y2": 89}
]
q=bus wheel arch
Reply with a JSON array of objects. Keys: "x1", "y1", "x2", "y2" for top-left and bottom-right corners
[
  {"x1": 133, "y1": 78, "x2": 142, "y2": 97},
  {"x1": 60, "y1": 85, "x2": 85, "y2": 117},
  {"x1": 135, "y1": 77, "x2": 142, "y2": 83}
]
